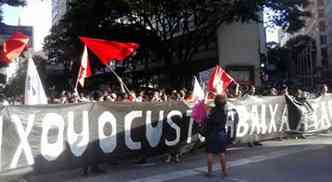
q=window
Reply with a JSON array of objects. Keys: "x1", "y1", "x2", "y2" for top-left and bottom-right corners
[
  {"x1": 321, "y1": 48, "x2": 328, "y2": 58},
  {"x1": 318, "y1": 9, "x2": 325, "y2": 18},
  {"x1": 319, "y1": 21, "x2": 326, "y2": 32},
  {"x1": 320, "y1": 35, "x2": 327, "y2": 45},
  {"x1": 226, "y1": 66, "x2": 255, "y2": 85},
  {"x1": 322, "y1": 58, "x2": 328, "y2": 67},
  {"x1": 318, "y1": 0, "x2": 325, "y2": 7}
]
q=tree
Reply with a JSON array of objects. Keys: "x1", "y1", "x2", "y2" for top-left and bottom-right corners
[
  {"x1": 284, "y1": 35, "x2": 316, "y2": 51},
  {"x1": 267, "y1": 35, "x2": 316, "y2": 72},
  {"x1": 4, "y1": 53, "x2": 50, "y2": 97},
  {"x1": 4, "y1": 60, "x2": 27, "y2": 97},
  {"x1": 0, "y1": 0, "x2": 25, "y2": 7},
  {"x1": 0, "y1": 0, "x2": 26, "y2": 22},
  {"x1": 44, "y1": 0, "x2": 310, "y2": 87},
  {"x1": 263, "y1": 0, "x2": 311, "y2": 34},
  {"x1": 265, "y1": 35, "x2": 316, "y2": 86}
]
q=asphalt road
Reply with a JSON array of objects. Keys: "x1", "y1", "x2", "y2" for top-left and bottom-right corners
[
  {"x1": 29, "y1": 135, "x2": 332, "y2": 182},
  {"x1": 171, "y1": 140, "x2": 332, "y2": 182}
]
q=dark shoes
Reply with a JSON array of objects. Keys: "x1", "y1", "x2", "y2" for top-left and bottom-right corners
[
  {"x1": 248, "y1": 141, "x2": 263, "y2": 147},
  {"x1": 136, "y1": 157, "x2": 147, "y2": 164},
  {"x1": 253, "y1": 141, "x2": 263, "y2": 146},
  {"x1": 82, "y1": 165, "x2": 106, "y2": 177},
  {"x1": 205, "y1": 173, "x2": 213, "y2": 178},
  {"x1": 91, "y1": 166, "x2": 106, "y2": 174},
  {"x1": 164, "y1": 154, "x2": 181, "y2": 163}
]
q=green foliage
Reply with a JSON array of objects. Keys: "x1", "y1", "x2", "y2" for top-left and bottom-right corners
[
  {"x1": 263, "y1": 0, "x2": 310, "y2": 33},
  {"x1": 0, "y1": 0, "x2": 25, "y2": 6},
  {"x1": 0, "y1": 0, "x2": 26, "y2": 22},
  {"x1": 44, "y1": 0, "x2": 310, "y2": 85},
  {"x1": 266, "y1": 34, "x2": 316, "y2": 77},
  {"x1": 4, "y1": 56, "x2": 49, "y2": 97},
  {"x1": 267, "y1": 44, "x2": 290, "y2": 71},
  {"x1": 4, "y1": 60, "x2": 27, "y2": 97},
  {"x1": 285, "y1": 35, "x2": 316, "y2": 51}
]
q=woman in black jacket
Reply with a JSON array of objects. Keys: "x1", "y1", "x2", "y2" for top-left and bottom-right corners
[{"x1": 206, "y1": 95, "x2": 228, "y2": 177}]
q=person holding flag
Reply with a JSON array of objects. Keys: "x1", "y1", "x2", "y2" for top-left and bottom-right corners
[
  {"x1": 205, "y1": 94, "x2": 229, "y2": 177},
  {"x1": 207, "y1": 65, "x2": 237, "y2": 96},
  {"x1": 246, "y1": 85, "x2": 264, "y2": 147},
  {"x1": 191, "y1": 65, "x2": 237, "y2": 177},
  {"x1": 79, "y1": 36, "x2": 139, "y2": 95}
]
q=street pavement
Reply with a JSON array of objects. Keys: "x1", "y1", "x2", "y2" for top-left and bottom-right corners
[{"x1": 29, "y1": 135, "x2": 332, "y2": 182}]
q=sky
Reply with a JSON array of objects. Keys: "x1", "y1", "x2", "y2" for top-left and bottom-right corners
[
  {"x1": 266, "y1": 27, "x2": 279, "y2": 43},
  {"x1": 263, "y1": 8, "x2": 280, "y2": 43},
  {"x1": 1, "y1": 2, "x2": 279, "y2": 52},
  {"x1": 2, "y1": 0, "x2": 52, "y2": 51}
]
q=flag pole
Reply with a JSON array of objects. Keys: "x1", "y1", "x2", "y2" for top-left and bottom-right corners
[
  {"x1": 73, "y1": 56, "x2": 82, "y2": 95},
  {"x1": 74, "y1": 73, "x2": 80, "y2": 94},
  {"x1": 106, "y1": 63, "x2": 131, "y2": 94}
]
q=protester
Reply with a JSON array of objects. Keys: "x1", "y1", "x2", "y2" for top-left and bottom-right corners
[
  {"x1": 280, "y1": 85, "x2": 289, "y2": 95},
  {"x1": 0, "y1": 95, "x2": 9, "y2": 106},
  {"x1": 294, "y1": 89, "x2": 307, "y2": 103},
  {"x1": 270, "y1": 88, "x2": 278, "y2": 96},
  {"x1": 161, "y1": 91, "x2": 168, "y2": 102},
  {"x1": 82, "y1": 161, "x2": 105, "y2": 176},
  {"x1": 164, "y1": 151, "x2": 181, "y2": 163},
  {"x1": 320, "y1": 84, "x2": 329, "y2": 96},
  {"x1": 151, "y1": 91, "x2": 161, "y2": 102},
  {"x1": 136, "y1": 91, "x2": 144, "y2": 102},
  {"x1": 234, "y1": 84, "x2": 242, "y2": 98},
  {"x1": 206, "y1": 95, "x2": 228, "y2": 177},
  {"x1": 246, "y1": 85, "x2": 263, "y2": 147},
  {"x1": 248, "y1": 85, "x2": 256, "y2": 96},
  {"x1": 225, "y1": 84, "x2": 241, "y2": 98}
]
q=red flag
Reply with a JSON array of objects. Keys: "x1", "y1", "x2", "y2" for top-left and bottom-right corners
[
  {"x1": 207, "y1": 65, "x2": 235, "y2": 95},
  {"x1": 80, "y1": 36, "x2": 139, "y2": 65},
  {"x1": 0, "y1": 32, "x2": 29, "y2": 64},
  {"x1": 77, "y1": 46, "x2": 92, "y2": 87}
]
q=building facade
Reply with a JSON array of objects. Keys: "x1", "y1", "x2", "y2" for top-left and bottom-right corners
[
  {"x1": 217, "y1": 18, "x2": 266, "y2": 86},
  {"x1": 292, "y1": 36, "x2": 317, "y2": 88},
  {"x1": 303, "y1": 0, "x2": 328, "y2": 69},
  {"x1": 278, "y1": 0, "x2": 330, "y2": 88}
]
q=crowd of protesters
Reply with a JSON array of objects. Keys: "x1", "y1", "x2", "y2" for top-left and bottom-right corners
[{"x1": 0, "y1": 83, "x2": 329, "y2": 106}]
